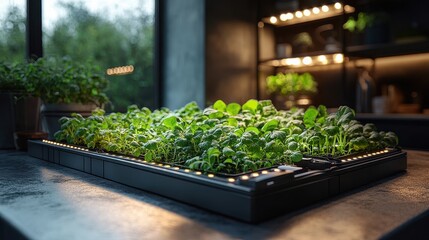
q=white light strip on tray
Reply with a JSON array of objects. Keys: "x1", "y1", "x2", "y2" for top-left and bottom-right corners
[
  {"x1": 42, "y1": 140, "x2": 332, "y2": 183},
  {"x1": 340, "y1": 149, "x2": 390, "y2": 163}
]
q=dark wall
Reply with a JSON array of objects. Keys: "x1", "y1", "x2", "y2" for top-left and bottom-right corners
[
  {"x1": 205, "y1": 0, "x2": 258, "y2": 105},
  {"x1": 160, "y1": 0, "x2": 205, "y2": 109}
]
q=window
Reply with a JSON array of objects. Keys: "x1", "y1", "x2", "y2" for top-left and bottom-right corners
[
  {"x1": 42, "y1": 0, "x2": 155, "y2": 111},
  {"x1": 0, "y1": 0, "x2": 26, "y2": 61}
]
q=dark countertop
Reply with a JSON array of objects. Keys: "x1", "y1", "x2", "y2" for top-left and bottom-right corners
[{"x1": 1, "y1": 150, "x2": 429, "y2": 240}]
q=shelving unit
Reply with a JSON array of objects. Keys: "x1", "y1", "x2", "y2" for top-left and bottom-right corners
[
  {"x1": 347, "y1": 40, "x2": 429, "y2": 59},
  {"x1": 257, "y1": 0, "x2": 429, "y2": 113},
  {"x1": 256, "y1": 1, "x2": 351, "y2": 107}
]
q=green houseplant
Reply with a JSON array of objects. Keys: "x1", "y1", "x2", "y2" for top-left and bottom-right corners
[
  {"x1": 34, "y1": 57, "x2": 109, "y2": 139},
  {"x1": 266, "y1": 72, "x2": 317, "y2": 109},
  {"x1": 343, "y1": 12, "x2": 390, "y2": 45},
  {"x1": 0, "y1": 61, "x2": 45, "y2": 149}
]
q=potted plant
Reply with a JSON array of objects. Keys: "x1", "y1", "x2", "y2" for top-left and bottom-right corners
[
  {"x1": 343, "y1": 12, "x2": 390, "y2": 45},
  {"x1": 0, "y1": 61, "x2": 47, "y2": 150},
  {"x1": 266, "y1": 72, "x2": 317, "y2": 109},
  {"x1": 34, "y1": 57, "x2": 109, "y2": 139}
]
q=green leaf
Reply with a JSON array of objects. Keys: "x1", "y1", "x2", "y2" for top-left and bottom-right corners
[
  {"x1": 269, "y1": 130, "x2": 287, "y2": 141},
  {"x1": 208, "y1": 147, "x2": 221, "y2": 158},
  {"x1": 242, "y1": 99, "x2": 259, "y2": 114},
  {"x1": 245, "y1": 126, "x2": 260, "y2": 135},
  {"x1": 325, "y1": 126, "x2": 340, "y2": 136},
  {"x1": 209, "y1": 110, "x2": 224, "y2": 119},
  {"x1": 304, "y1": 106, "x2": 318, "y2": 129},
  {"x1": 213, "y1": 100, "x2": 227, "y2": 112},
  {"x1": 227, "y1": 118, "x2": 238, "y2": 126},
  {"x1": 317, "y1": 105, "x2": 328, "y2": 118},
  {"x1": 222, "y1": 147, "x2": 235, "y2": 157},
  {"x1": 162, "y1": 115, "x2": 177, "y2": 129},
  {"x1": 226, "y1": 103, "x2": 241, "y2": 115},
  {"x1": 261, "y1": 119, "x2": 279, "y2": 132},
  {"x1": 144, "y1": 140, "x2": 158, "y2": 150},
  {"x1": 223, "y1": 158, "x2": 234, "y2": 164},
  {"x1": 287, "y1": 141, "x2": 298, "y2": 151},
  {"x1": 290, "y1": 152, "x2": 303, "y2": 163}
]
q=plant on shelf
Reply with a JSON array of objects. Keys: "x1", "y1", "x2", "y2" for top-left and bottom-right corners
[
  {"x1": 343, "y1": 12, "x2": 374, "y2": 33},
  {"x1": 0, "y1": 61, "x2": 46, "y2": 149},
  {"x1": 54, "y1": 99, "x2": 399, "y2": 175},
  {"x1": 32, "y1": 57, "x2": 109, "y2": 139},
  {"x1": 266, "y1": 72, "x2": 317, "y2": 108},
  {"x1": 343, "y1": 12, "x2": 390, "y2": 45}
]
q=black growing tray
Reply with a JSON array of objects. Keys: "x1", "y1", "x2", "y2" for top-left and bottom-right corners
[{"x1": 27, "y1": 140, "x2": 407, "y2": 223}]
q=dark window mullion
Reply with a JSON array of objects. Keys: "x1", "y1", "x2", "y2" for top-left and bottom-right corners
[{"x1": 26, "y1": 0, "x2": 43, "y2": 60}]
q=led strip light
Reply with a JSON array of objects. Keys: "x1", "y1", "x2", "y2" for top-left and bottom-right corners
[
  {"x1": 42, "y1": 140, "x2": 391, "y2": 183},
  {"x1": 262, "y1": 53, "x2": 345, "y2": 67},
  {"x1": 261, "y1": 2, "x2": 355, "y2": 27}
]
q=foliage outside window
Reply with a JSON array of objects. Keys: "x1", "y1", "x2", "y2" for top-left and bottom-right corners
[
  {"x1": 43, "y1": 1, "x2": 154, "y2": 111},
  {"x1": 0, "y1": 2, "x2": 26, "y2": 62}
]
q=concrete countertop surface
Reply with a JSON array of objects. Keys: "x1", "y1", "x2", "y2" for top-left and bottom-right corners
[{"x1": 1, "y1": 150, "x2": 428, "y2": 240}]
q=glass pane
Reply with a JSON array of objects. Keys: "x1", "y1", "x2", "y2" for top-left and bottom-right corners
[
  {"x1": 0, "y1": 0, "x2": 26, "y2": 62},
  {"x1": 42, "y1": 0, "x2": 155, "y2": 111}
]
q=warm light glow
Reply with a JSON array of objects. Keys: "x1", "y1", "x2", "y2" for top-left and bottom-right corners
[
  {"x1": 321, "y1": 5, "x2": 329, "y2": 12},
  {"x1": 241, "y1": 175, "x2": 249, "y2": 180},
  {"x1": 334, "y1": 53, "x2": 344, "y2": 63},
  {"x1": 334, "y1": 2, "x2": 342, "y2": 10},
  {"x1": 312, "y1": 7, "x2": 320, "y2": 14},
  {"x1": 297, "y1": 98, "x2": 311, "y2": 105},
  {"x1": 262, "y1": 170, "x2": 268, "y2": 174},
  {"x1": 208, "y1": 174, "x2": 214, "y2": 178},
  {"x1": 317, "y1": 55, "x2": 328, "y2": 64},
  {"x1": 302, "y1": 56, "x2": 313, "y2": 65},
  {"x1": 228, "y1": 178, "x2": 235, "y2": 183},
  {"x1": 106, "y1": 65, "x2": 134, "y2": 76},
  {"x1": 303, "y1": 9, "x2": 311, "y2": 16},
  {"x1": 251, "y1": 173, "x2": 259, "y2": 177},
  {"x1": 184, "y1": 169, "x2": 190, "y2": 172},
  {"x1": 344, "y1": 5, "x2": 353, "y2": 12},
  {"x1": 274, "y1": 168, "x2": 281, "y2": 172},
  {"x1": 262, "y1": 3, "x2": 354, "y2": 27},
  {"x1": 173, "y1": 167, "x2": 180, "y2": 170},
  {"x1": 195, "y1": 171, "x2": 202, "y2": 175},
  {"x1": 286, "y1": 58, "x2": 301, "y2": 66},
  {"x1": 258, "y1": 21, "x2": 264, "y2": 28},
  {"x1": 272, "y1": 60, "x2": 280, "y2": 67}
]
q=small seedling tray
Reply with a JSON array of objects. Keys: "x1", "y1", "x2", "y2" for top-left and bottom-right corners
[{"x1": 27, "y1": 140, "x2": 407, "y2": 223}]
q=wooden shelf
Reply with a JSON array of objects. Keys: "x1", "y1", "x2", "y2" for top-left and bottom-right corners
[
  {"x1": 261, "y1": 3, "x2": 354, "y2": 27},
  {"x1": 259, "y1": 52, "x2": 344, "y2": 68},
  {"x1": 346, "y1": 40, "x2": 429, "y2": 59}
]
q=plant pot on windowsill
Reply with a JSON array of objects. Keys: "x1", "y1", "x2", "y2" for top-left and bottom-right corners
[
  {"x1": 33, "y1": 57, "x2": 109, "y2": 140},
  {"x1": 41, "y1": 103, "x2": 98, "y2": 139}
]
